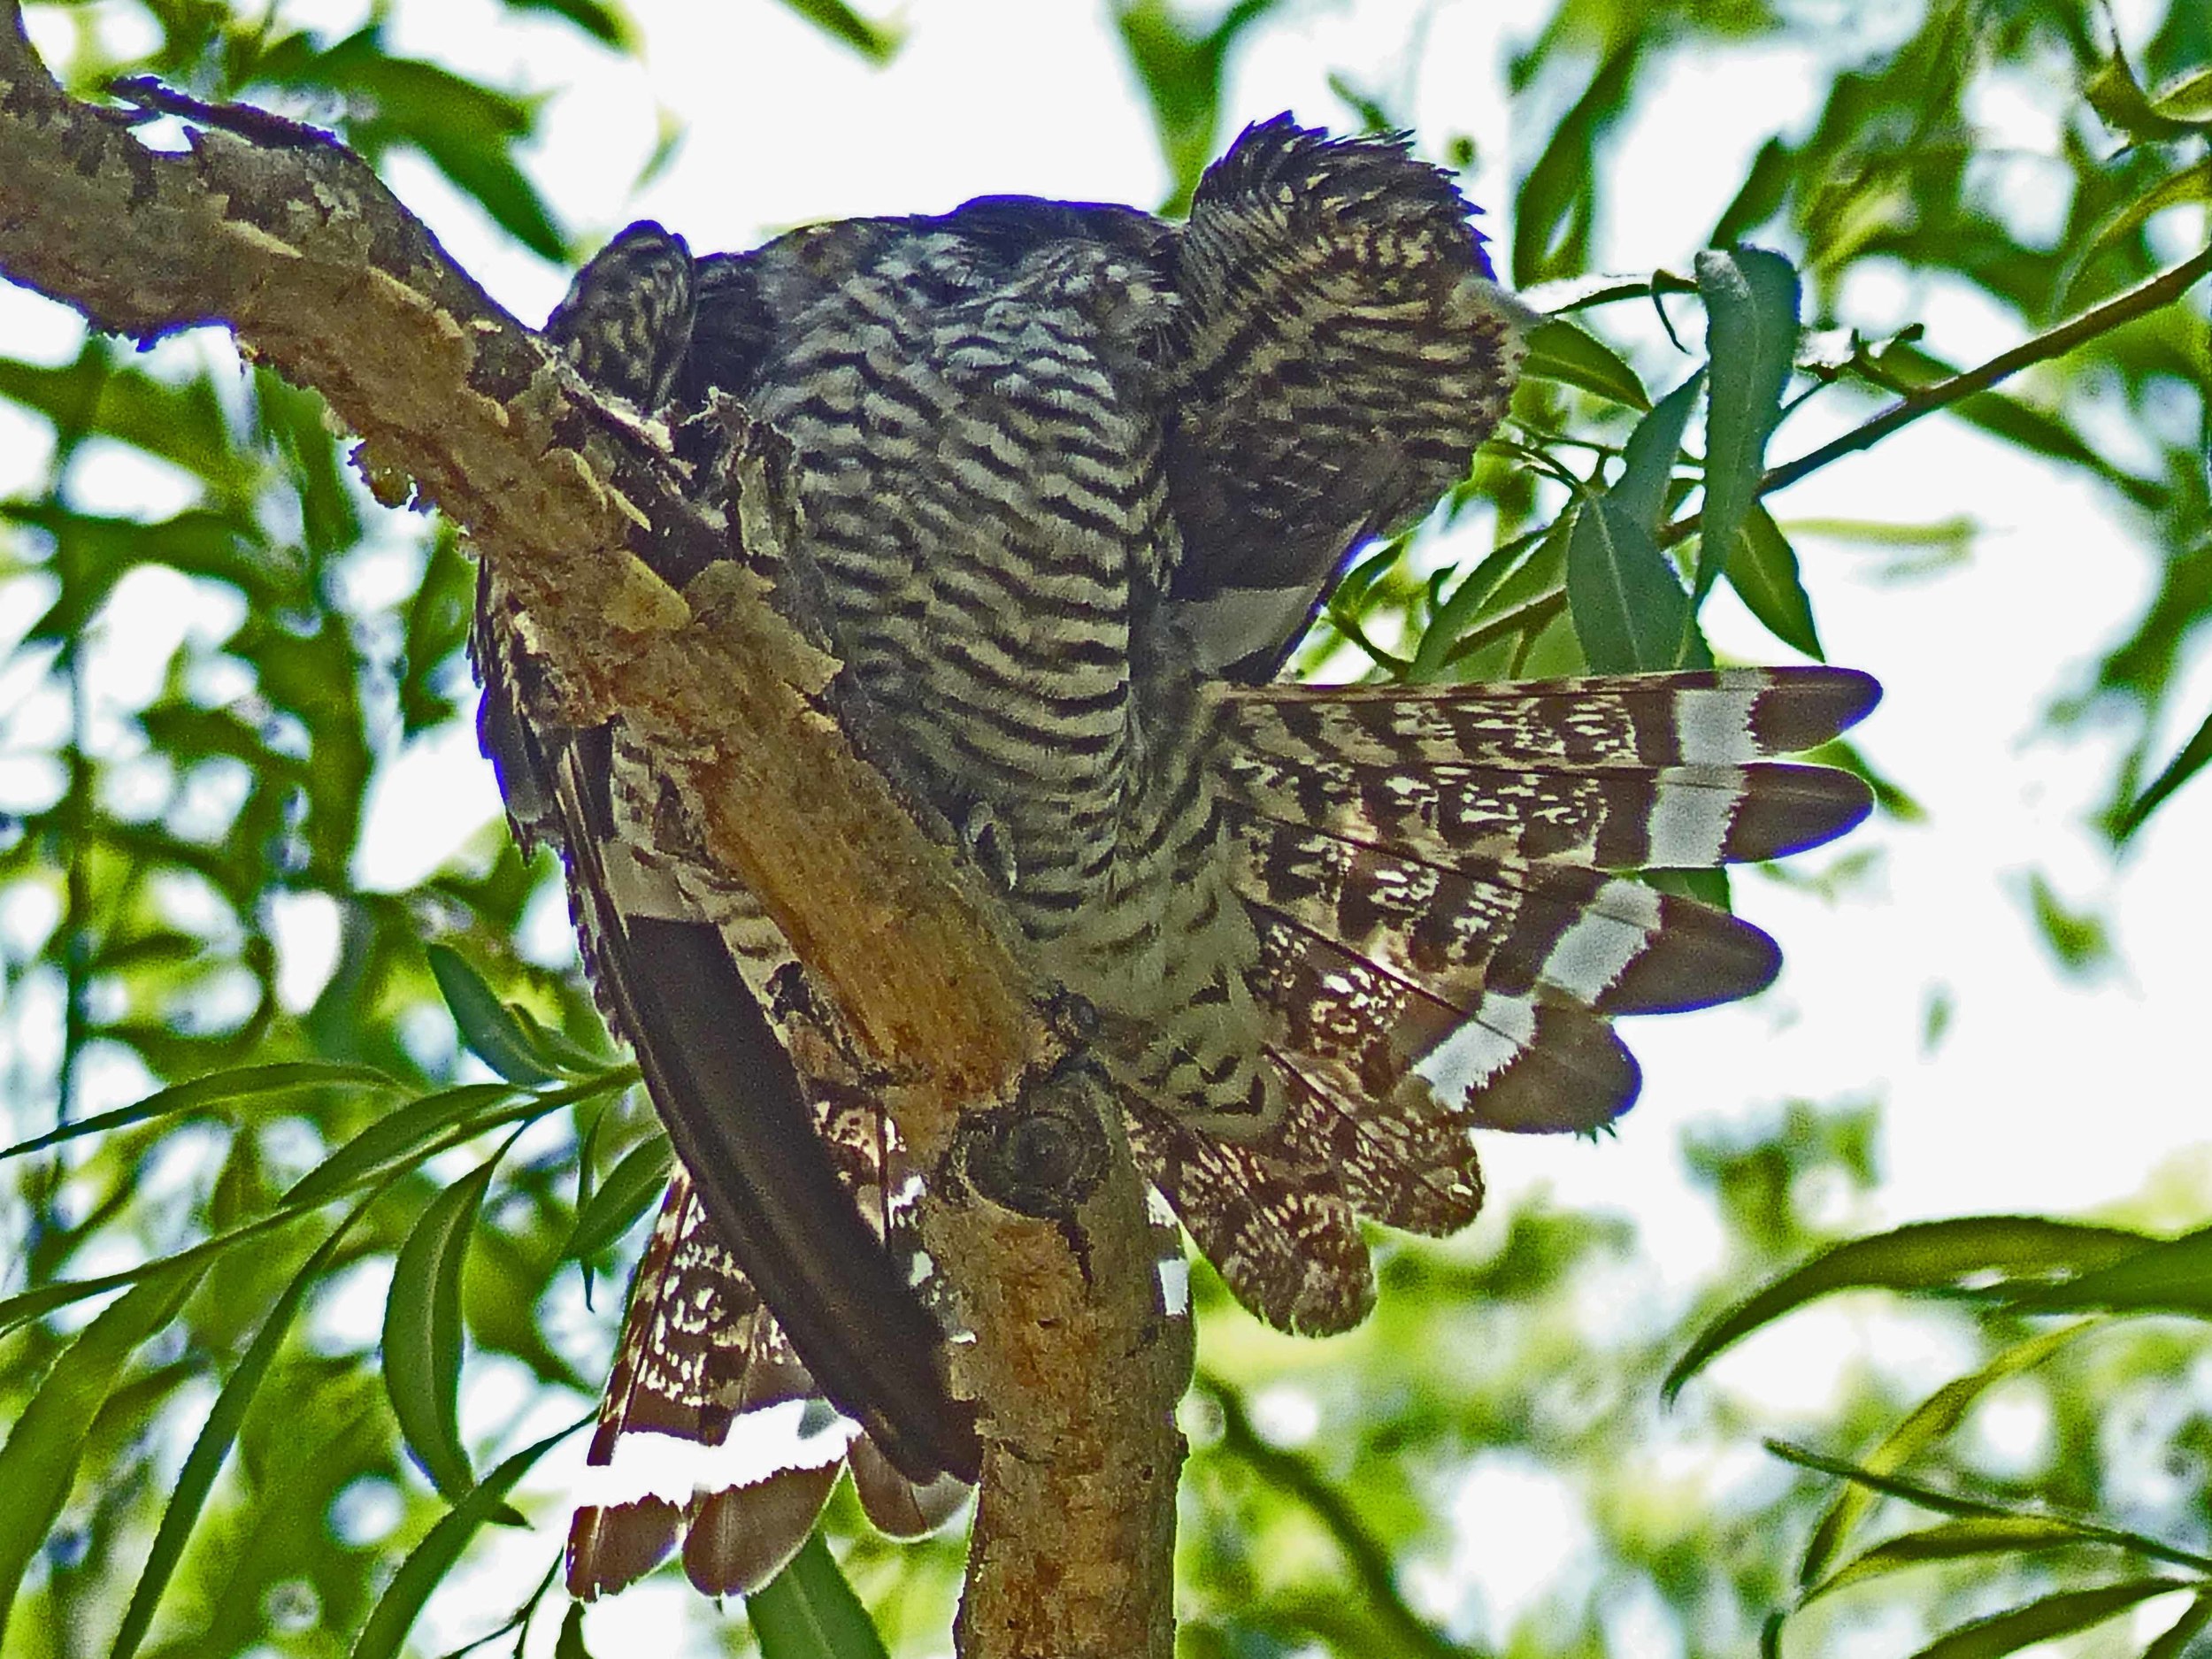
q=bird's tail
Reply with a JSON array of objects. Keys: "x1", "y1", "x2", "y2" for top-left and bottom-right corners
[{"x1": 1128, "y1": 666, "x2": 1880, "y2": 1333}]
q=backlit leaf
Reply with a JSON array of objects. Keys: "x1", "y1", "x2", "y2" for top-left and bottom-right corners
[
  {"x1": 0, "y1": 1266, "x2": 204, "y2": 1640},
  {"x1": 383, "y1": 1143, "x2": 515, "y2": 1501},
  {"x1": 1667, "y1": 1217, "x2": 2154, "y2": 1397},
  {"x1": 747, "y1": 1532, "x2": 892, "y2": 1659}
]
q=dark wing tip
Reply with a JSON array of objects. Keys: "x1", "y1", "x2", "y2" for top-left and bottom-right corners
[
  {"x1": 1749, "y1": 667, "x2": 1883, "y2": 755},
  {"x1": 567, "y1": 1497, "x2": 681, "y2": 1601},
  {"x1": 681, "y1": 1462, "x2": 843, "y2": 1598},
  {"x1": 1451, "y1": 1002, "x2": 1643, "y2": 1135},
  {"x1": 1603, "y1": 907, "x2": 1782, "y2": 1016},
  {"x1": 1727, "y1": 763, "x2": 1877, "y2": 863}
]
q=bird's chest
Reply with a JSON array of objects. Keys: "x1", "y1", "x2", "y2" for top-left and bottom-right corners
[{"x1": 749, "y1": 300, "x2": 1196, "y2": 955}]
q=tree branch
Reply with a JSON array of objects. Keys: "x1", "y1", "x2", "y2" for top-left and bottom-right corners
[{"x1": 0, "y1": 13, "x2": 1184, "y2": 1655}]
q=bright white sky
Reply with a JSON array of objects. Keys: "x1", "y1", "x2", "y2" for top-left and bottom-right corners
[{"x1": 4, "y1": 0, "x2": 2209, "y2": 1652}]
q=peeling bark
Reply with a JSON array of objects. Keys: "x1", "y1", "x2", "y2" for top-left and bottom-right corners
[{"x1": 0, "y1": 13, "x2": 1186, "y2": 1654}]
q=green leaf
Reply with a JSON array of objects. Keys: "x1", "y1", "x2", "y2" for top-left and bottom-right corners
[
  {"x1": 1520, "y1": 319, "x2": 1649, "y2": 410},
  {"x1": 1870, "y1": 341, "x2": 2162, "y2": 511},
  {"x1": 281, "y1": 1081, "x2": 523, "y2": 1209},
  {"x1": 0, "y1": 351, "x2": 257, "y2": 499},
  {"x1": 1511, "y1": 38, "x2": 1641, "y2": 287},
  {"x1": 109, "y1": 1193, "x2": 384, "y2": 1659},
  {"x1": 383, "y1": 1141, "x2": 517, "y2": 1501},
  {"x1": 1800, "y1": 735, "x2": 1924, "y2": 822},
  {"x1": 773, "y1": 0, "x2": 902, "y2": 63},
  {"x1": 348, "y1": 1417, "x2": 591, "y2": 1659},
  {"x1": 1769, "y1": 1441, "x2": 2212, "y2": 1570},
  {"x1": 0, "y1": 1265, "x2": 204, "y2": 1640},
  {"x1": 747, "y1": 1531, "x2": 892, "y2": 1659},
  {"x1": 2142, "y1": 1590, "x2": 2212, "y2": 1659},
  {"x1": 2116, "y1": 699, "x2": 2212, "y2": 841},
  {"x1": 2018, "y1": 871, "x2": 2115, "y2": 980},
  {"x1": 1799, "y1": 1323, "x2": 2093, "y2": 1586},
  {"x1": 555, "y1": 1601, "x2": 596, "y2": 1658},
  {"x1": 1724, "y1": 505, "x2": 1823, "y2": 658},
  {"x1": 2055, "y1": 157, "x2": 2212, "y2": 310},
  {"x1": 1804, "y1": 1516, "x2": 2113, "y2": 1604},
  {"x1": 419, "y1": 141, "x2": 568, "y2": 265},
  {"x1": 499, "y1": 0, "x2": 633, "y2": 50},
  {"x1": 426, "y1": 945, "x2": 561, "y2": 1083},
  {"x1": 0, "y1": 1061, "x2": 397, "y2": 1161},
  {"x1": 1568, "y1": 495, "x2": 1686, "y2": 672},
  {"x1": 1710, "y1": 135, "x2": 1795, "y2": 249},
  {"x1": 1665, "y1": 1217, "x2": 2155, "y2": 1397},
  {"x1": 1611, "y1": 371, "x2": 1702, "y2": 531},
  {"x1": 1111, "y1": 0, "x2": 1291, "y2": 211},
  {"x1": 397, "y1": 523, "x2": 475, "y2": 736},
  {"x1": 1999, "y1": 1224, "x2": 2212, "y2": 1317},
  {"x1": 1907, "y1": 1578, "x2": 2192, "y2": 1659},
  {"x1": 0, "y1": 1210, "x2": 315, "y2": 1338},
  {"x1": 565, "y1": 1133, "x2": 673, "y2": 1259},
  {"x1": 1694, "y1": 247, "x2": 1799, "y2": 608},
  {"x1": 1409, "y1": 521, "x2": 1561, "y2": 682},
  {"x1": 2085, "y1": 42, "x2": 2212, "y2": 143},
  {"x1": 1566, "y1": 373, "x2": 1701, "y2": 672}
]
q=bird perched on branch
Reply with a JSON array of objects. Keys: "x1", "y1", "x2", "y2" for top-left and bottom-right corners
[{"x1": 471, "y1": 114, "x2": 1878, "y2": 1599}]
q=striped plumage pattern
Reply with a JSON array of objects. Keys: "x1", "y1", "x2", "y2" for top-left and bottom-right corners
[{"x1": 468, "y1": 115, "x2": 1879, "y2": 1599}]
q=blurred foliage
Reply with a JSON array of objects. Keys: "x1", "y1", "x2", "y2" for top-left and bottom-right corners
[{"x1": 0, "y1": 0, "x2": 2208, "y2": 1656}]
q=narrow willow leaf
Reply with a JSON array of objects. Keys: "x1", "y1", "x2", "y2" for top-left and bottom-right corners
[
  {"x1": 747, "y1": 1532, "x2": 893, "y2": 1659},
  {"x1": 1801, "y1": 1323, "x2": 2093, "y2": 1586},
  {"x1": 497, "y1": 0, "x2": 631, "y2": 50},
  {"x1": 1509, "y1": 38, "x2": 1639, "y2": 286},
  {"x1": 1770, "y1": 1441, "x2": 2212, "y2": 1571},
  {"x1": 1612, "y1": 370, "x2": 1703, "y2": 529},
  {"x1": 384, "y1": 1140, "x2": 519, "y2": 1501},
  {"x1": 2116, "y1": 700, "x2": 2212, "y2": 841},
  {"x1": 1, "y1": 1083, "x2": 603, "y2": 1337},
  {"x1": 774, "y1": 0, "x2": 903, "y2": 62},
  {"x1": 565, "y1": 1133, "x2": 673, "y2": 1260},
  {"x1": 1804, "y1": 1516, "x2": 2108, "y2": 1604},
  {"x1": 2055, "y1": 157, "x2": 2211, "y2": 309},
  {"x1": 1999, "y1": 1223, "x2": 2212, "y2": 1316},
  {"x1": 1694, "y1": 247, "x2": 1799, "y2": 606},
  {"x1": 2085, "y1": 42, "x2": 2211, "y2": 142},
  {"x1": 110, "y1": 1192, "x2": 385, "y2": 1659},
  {"x1": 1567, "y1": 373, "x2": 1701, "y2": 672},
  {"x1": 507, "y1": 1001, "x2": 611, "y2": 1073},
  {"x1": 1907, "y1": 1578, "x2": 2192, "y2": 1659},
  {"x1": 426, "y1": 945, "x2": 561, "y2": 1084},
  {"x1": 2141, "y1": 1589, "x2": 2212, "y2": 1659},
  {"x1": 1568, "y1": 496, "x2": 1686, "y2": 671},
  {"x1": 0, "y1": 1211, "x2": 304, "y2": 1338},
  {"x1": 1409, "y1": 520, "x2": 1558, "y2": 681},
  {"x1": 1725, "y1": 506, "x2": 1824, "y2": 659},
  {"x1": 1520, "y1": 318, "x2": 1650, "y2": 410},
  {"x1": 0, "y1": 1061, "x2": 397, "y2": 1161},
  {"x1": 280, "y1": 1082, "x2": 521, "y2": 1209},
  {"x1": 0, "y1": 1266, "x2": 203, "y2": 1640},
  {"x1": 348, "y1": 1417, "x2": 591, "y2": 1659},
  {"x1": 554, "y1": 1600, "x2": 595, "y2": 1657},
  {"x1": 1665, "y1": 1217, "x2": 2154, "y2": 1397}
]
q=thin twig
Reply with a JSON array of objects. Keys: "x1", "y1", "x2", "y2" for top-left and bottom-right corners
[{"x1": 1440, "y1": 588, "x2": 1569, "y2": 671}]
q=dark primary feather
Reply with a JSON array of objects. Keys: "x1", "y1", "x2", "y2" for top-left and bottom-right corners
[{"x1": 466, "y1": 115, "x2": 1881, "y2": 1599}]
